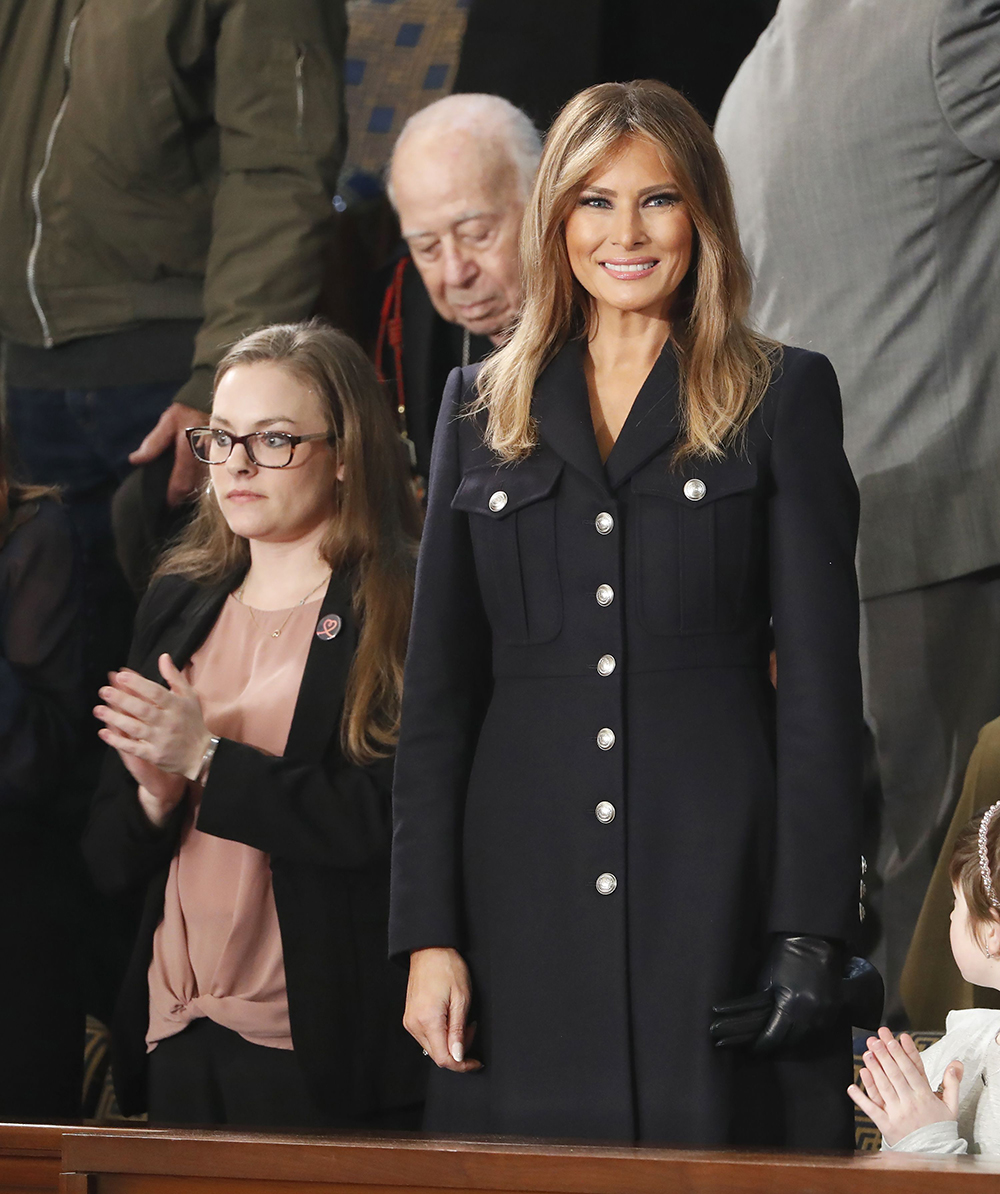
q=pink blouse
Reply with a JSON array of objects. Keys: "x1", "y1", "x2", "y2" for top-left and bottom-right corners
[{"x1": 146, "y1": 594, "x2": 323, "y2": 1052}]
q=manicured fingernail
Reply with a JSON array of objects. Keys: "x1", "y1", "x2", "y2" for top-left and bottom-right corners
[{"x1": 450, "y1": 1042, "x2": 463, "y2": 1062}]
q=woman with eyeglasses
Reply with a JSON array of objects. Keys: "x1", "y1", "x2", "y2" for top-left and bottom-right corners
[{"x1": 83, "y1": 321, "x2": 426, "y2": 1128}]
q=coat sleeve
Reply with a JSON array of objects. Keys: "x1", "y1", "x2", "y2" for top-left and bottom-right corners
[
  {"x1": 766, "y1": 349, "x2": 863, "y2": 942},
  {"x1": 172, "y1": 0, "x2": 347, "y2": 412},
  {"x1": 388, "y1": 369, "x2": 494, "y2": 959},
  {"x1": 195, "y1": 744, "x2": 395, "y2": 870},
  {"x1": 932, "y1": 0, "x2": 1000, "y2": 162},
  {"x1": 0, "y1": 502, "x2": 82, "y2": 810},
  {"x1": 81, "y1": 578, "x2": 190, "y2": 896}
]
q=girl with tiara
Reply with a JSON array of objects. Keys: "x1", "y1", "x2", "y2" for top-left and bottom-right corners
[{"x1": 849, "y1": 801, "x2": 1000, "y2": 1155}]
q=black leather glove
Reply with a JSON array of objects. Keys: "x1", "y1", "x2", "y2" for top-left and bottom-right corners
[{"x1": 710, "y1": 934, "x2": 845, "y2": 1054}]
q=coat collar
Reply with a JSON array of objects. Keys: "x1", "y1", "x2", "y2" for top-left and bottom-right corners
[{"x1": 533, "y1": 337, "x2": 681, "y2": 492}]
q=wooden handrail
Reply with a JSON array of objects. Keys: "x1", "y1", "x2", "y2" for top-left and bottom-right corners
[{"x1": 53, "y1": 1126, "x2": 1000, "y2": 1194}]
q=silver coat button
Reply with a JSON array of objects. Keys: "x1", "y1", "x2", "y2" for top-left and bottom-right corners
[
  {"x1": 596, "y1": 583, "x2": 614, "y2": 606},
  {"x1": 595, "y1": 511, "x2": 614, "y2": 535},
  {"x1": 683, "y1": 478, "x2": 706, "y2": 502},
  {"x1": 488, "y1": 490, "x2": 508, "y2": 512},
  {"x1": 596, "y1": 727, "x2": 616, "y2": 750},
  {"x1": 596, "y1": 872, "x2": 617, "y2": 895},
  {"x1": 597, "y1": 654, "x2": 616, "y2": 676},
  {"x1": 595, "y1": 801, "x2": 616, "y2": 824}
]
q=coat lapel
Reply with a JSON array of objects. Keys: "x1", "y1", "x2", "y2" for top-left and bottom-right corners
[
  {"x1": 534, "y1": 338, "x2": 683, "y2": 493},
  {"x1": 284, "y1": 570, "x2": 356, "y2": 763},
  {"x1": 533, "y1": 339, "x2": 608, "y2": 493},
  {"x1": 603, "y1": 342, "x2": 681, "y2": 491}
]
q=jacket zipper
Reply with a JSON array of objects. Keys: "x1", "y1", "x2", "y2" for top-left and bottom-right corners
[
  {"x1": 295, "y1": 47, "x2": 305, "y2": 140},
  {"x1": 27, "y1": 12, "x2": 81, "y2": 347}
]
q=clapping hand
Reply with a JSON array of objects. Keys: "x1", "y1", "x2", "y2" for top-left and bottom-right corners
[
  {"x1": 847, "y1": 1026, "x2": 963, "y2": 1147},
  {"x1": 95, "y1": 653, "x2": 212, "y2": 826}
]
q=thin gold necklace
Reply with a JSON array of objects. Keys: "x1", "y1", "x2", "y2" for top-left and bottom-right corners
[{"x1": 236, "y1": 574, "x2": 330, "y2": 638}]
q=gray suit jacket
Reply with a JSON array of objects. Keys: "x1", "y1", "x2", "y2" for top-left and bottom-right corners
[{"x1": 715, "y1": 0, "x2": 1000, "y2": 600}]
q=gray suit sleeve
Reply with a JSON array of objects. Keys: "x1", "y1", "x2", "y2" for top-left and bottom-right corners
[{"x1": 932, "y1": 0, "x2": 1000, "y2": 161}]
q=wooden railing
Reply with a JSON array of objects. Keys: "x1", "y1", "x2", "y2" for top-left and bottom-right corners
[{"x1": 5, "y1": 1123, "x2": 1000, "y2": 1194}]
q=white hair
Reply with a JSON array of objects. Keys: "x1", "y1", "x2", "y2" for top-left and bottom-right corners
[{"x1": 387, "y1": 93, "x2": 542, "y2": 207}]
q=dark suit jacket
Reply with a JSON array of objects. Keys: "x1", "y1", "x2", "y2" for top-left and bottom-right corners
[
  {"x1": 390, "y1": 341, "x2": 863, "y2": 1146},
  {"x1": 83, "y1": 569, "x2": 425, "y2": 1118},
  {"x1": 371, "y1": 253, "x2": 492, "y2": 483}
]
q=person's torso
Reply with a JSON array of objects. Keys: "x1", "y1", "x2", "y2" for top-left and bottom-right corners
[{"x1": 715, "y1": 0, "x2": 1000, "y2": 592}]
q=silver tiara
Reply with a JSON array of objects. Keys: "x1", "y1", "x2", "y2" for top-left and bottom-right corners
[{"x1": 978, "y1": 800, "x2": 1000, "y2": 909}]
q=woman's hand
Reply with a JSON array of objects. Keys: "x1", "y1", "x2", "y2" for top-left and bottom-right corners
[
  {"x1": 95, "y1": 654, "x2": 211, "y2": 781},
  {"x1": 404, "y1": 947, "x2": 482, "y2": 1073},
  {"x1": 847, "y1": 1026, "x2": 963, "y2": 1147}
]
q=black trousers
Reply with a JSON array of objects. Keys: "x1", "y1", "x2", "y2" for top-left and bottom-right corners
[{"x1": 148, "y1": 1019, "x2": 421, "y2": 1130}]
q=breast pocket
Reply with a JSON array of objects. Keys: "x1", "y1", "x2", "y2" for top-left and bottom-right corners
[
  {"x1": 452, "y1": 456, "x2": 564, "y2": 645},
  {"x1": 632, "y1": 456, "x2": 759, "y2": 636}
]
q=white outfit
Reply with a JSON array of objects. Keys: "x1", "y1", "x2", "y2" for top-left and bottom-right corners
[{"x1": 882, "y1": 1009, "x2": 1000, "y2": 1155}]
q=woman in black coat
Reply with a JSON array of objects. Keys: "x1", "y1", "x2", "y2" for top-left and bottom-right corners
[
  {"x1": 390, "y1": 82, "x2": 863, "y2": 1147},
  {"x1": 84, "y1": 323, "x2": 426, "y2": 1127}
]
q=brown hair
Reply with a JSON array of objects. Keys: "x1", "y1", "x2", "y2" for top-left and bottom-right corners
[
  {"x1": 474, "y1": 79, "x2": 777, "y2": 463},
  {"x1": 0, "y1": 421, "x2": 60, "y2": 546},
  {"x1": 950, "y1": 810, "x2": 1000, "y2": 947},
  {"x1": 157, "y1": 321, "x2": 423, "y2": 764}
]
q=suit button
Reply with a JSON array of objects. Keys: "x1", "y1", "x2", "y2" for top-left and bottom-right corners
[
  {"x1": 596, "y1": 727, "x2": 616, "y2": 750},
  {"x1": 595, "y1": 800, "x2": 616, "y2": 823},
  {"x1": 595, "y1": 511, "x2": 614, "y2": 534},
  {"x1": 596, "y1": 872, "x2": 617, "y2": 895},
  {"x1": 597, "y1": 653, "x2": 616, "y2": 676},
  {"x1": 683, "y1": 478, "x2": 706, "y2": 502},
  {"x1": 596, "y1": 583, "x2": 614, "y2": 606},
  {"x1": 488, "y1": 490, "x2": 508, "y2": 512}
]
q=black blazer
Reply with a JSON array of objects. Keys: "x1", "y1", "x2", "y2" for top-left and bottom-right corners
[{"x1": 83, "y1": 570, "x2": 425, "y2": 1118}]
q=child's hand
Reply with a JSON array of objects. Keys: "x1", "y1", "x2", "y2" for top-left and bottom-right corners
[{"x1": 847, "y1": 1026, "x2": 963, "y2": 1147}]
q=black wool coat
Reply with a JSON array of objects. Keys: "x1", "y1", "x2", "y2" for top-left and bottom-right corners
[
  {"x1": 389, "y1": 341, "x2": 863, "y2": 1148},
  {"x1": 83, "y1": 571, "x2": 426, "y2": 1119}
]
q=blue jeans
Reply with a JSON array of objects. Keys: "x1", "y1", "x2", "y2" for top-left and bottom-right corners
[{"x1": 5, "y1": 382, "x2": 180, "y2": 685}]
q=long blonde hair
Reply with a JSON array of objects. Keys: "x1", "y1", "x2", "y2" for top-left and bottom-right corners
[
  {"x1": 157, "y1": 321, "x2": 422, "y2": 764},
  {"x1": 475, "y1": 79, "x2": 777, "y2": 462}
]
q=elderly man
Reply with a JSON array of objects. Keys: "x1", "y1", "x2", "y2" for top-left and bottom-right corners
[{"x1": 376, "y1": 93, "x2": 541, "y2": 482}]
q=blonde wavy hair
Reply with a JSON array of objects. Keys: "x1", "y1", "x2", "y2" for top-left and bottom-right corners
[
  {"x1": 157, "y1": 321, "x2": 422, "y2": 765},
  {"x1": 474, "y1": 79, "x2": 777, "y2": 462}
]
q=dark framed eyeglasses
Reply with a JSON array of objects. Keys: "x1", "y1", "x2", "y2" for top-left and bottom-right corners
[{"x1": 186, "y1": 427, "x2": 333, "y2": 469}]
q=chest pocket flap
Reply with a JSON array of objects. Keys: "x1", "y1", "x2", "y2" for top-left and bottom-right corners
[
  {"x1": 451, "y1": 453, "x2": 564, "y2": 645},
  {"x1": 632, "y1": 454, "x2": 758, "y2": 503},
  {"x1": 452, "y1": 454, "x2": 564, "y2": 519}
]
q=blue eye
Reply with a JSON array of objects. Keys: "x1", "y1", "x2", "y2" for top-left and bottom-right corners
[
  {"x1": 645, "y1": 192, "x2": 681, "y2": 207},
  {"x1": 212, "y1": 430, "x2": 232, "y2": 446},
  {"x1": 579, "y1": 195, "x2": 611, "y2": 209}
]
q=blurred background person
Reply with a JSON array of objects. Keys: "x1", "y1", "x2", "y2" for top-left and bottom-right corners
[
  {"x1": 83, "y1": 322, "x2": 425, "y2": 1127},
  {"x1": 715, "y1": 0, "x2": 1000, "y2": 1025},
  {"x1": 374, "y1": 94, "x2": 540, "y2": 485},
  {"x1": 0, "y1": 0, "x2": 347, "y2": 678},
  {"x1": 0, "y1": 444, "x2": 84, "y2": 1120}
]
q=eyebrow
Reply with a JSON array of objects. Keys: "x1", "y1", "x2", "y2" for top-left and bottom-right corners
[
  {"x1": 403, "y1": 210, "x2": 496, "y2": 239},
  {"x1": 209, "y1": 415, "x2": 298, "y2": 429},
  {"x1": 581, "y1": 183, "x2": 680, "y2": 197}
]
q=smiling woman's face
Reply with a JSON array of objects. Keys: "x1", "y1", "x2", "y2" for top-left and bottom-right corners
[
  {"x1": 564, "y1": 136, "x2": 694, "y2": 323},
  {"x1": 209, "y1": 361, "x2": 339, "y2": 546}
]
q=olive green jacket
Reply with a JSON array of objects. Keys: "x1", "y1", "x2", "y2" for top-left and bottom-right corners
[{"x1": 0, "y1": 0, "x2": 346, "y2": 410}]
